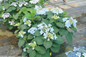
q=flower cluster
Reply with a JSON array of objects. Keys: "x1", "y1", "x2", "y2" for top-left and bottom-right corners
[
  {"x1": 28, "y1": 22, "x2": 57, "y2": 41},
  {"x1": 10, "y1": 1, "x2": 28, "y2": 7},
  {"x1": 35, "y1": 6, "x2": 64, "y2": 15},
  {"x1": 63, "y1": 17, "x2": 77, "y2": 28},
  {"x1": 2, "y1": 13, "x2": 10, "y2": 19},
  {"x1": 28, "y1": 41, "x2": 37, "y2": 50},
  {"x1": 65, "y1": 47, "x2": 86, "y2": 57},
  {"x1": 29, "y1": 0, "x2": 40, "y2": 4},
  {"x1": 23, "y1": 17, "x2": 31, "y2": 27},
  {"x1": 18, "y1": 31, "x2": 26, "y2": 38},
  {"x1": 9, "y1": 21, "x2": 15, "y2": 25},
  {"x1": 37, "y1": 22, "x2": 57, "y2": 41}
]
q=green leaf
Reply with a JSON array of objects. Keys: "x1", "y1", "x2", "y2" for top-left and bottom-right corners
[
  {"x1": 29, "y1": 50, "x2": 36, "y2": 57},
  {"x1": 56, "y1": 22, "x2": 65, "y2": 28},
  {"x1": 43, "y1": 40, "x2": 52, "y2": 49},
  {"x1": 19, "y1": 25, "x2": 27, "y2": 30},
  {"x1": 34, "y1": 30, "x2": 41, "y2": 36},
  {"x1": 30, "y1": 9, "x2": 36, "y2": 16},
  {"x1": 6, "y1": 6, "x2": 16, "y2": 12},
  {"x1": 49, "y1": 19, "x2": 54, "y2": 23},
  {"x1": 35, "y1": 53, "x2": 42, "y2": 57},
  {"x1": 59, "y1": 29, "x2": 68, "y2": 36},
  {"x1": 66, "y1": 32, "x2": 73, "y2": 45},
  {"x1": 18, "y1": 39, "x2": 25, "y2": 48},
  {"x1": 42, "y1": 50, "x2": 50, "y2": 57},
  {"x1": 35, "y1": 36, "x2": 43, "y2": 45},
  {"x1": 51, "y1": 45, "x2": 60, "y2": 53},
  {"x1": 42, "y1": 19, "x2": 49, "y2": 25},
  {"x1": 8, "y1": 26, "x2": 13, "y2": 30},
  {"x1": 46, "y1": 11, "x2": 53, "y2": 19},
  {"x1": 28, "y1": 34, "x2": 33, "y2": 40},
  {"x1": 22, "y1": 52, "x2": 27, "y2": 56},
  {"x1": 14, "y1": 30, "x2": 19, "y2": 34},
  {"x1": 53, "y1": 26, "x2": 59, "y2": 33},
  {"x1": 54, "y1": 36, "x2": 64, "y2": 44},
  {"x1": 35, "y1": 46, "x2": 46, "y2": 54},
  {"x1": 27, "y1": 48, "x2": 32, "y2": 53},
  {"x1": 71, "y1": 27, "x2": 77, "y2": 32}
]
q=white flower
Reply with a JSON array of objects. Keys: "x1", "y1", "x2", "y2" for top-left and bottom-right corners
[
  {"x1": 51, "y1": 7, "x2": 59, "y2": 15},
  {"x1": 72, "y1": 19, "x2": 77, "y2": 28},
  {"x1": 23, "y1": 1, "x2": 28, "y2": 6},
  {"x1": 58, "y1": 8, "x2": 63, "y2": 14},
  {"x1": 28, "y1": 27, "x2": 37, "y2": 34},
  {"x1": 23, "y1": 17, "x2": 27, "y2": 22},
  {"x1": 0, "y1": 0, "x2": 2, "y2": 3},
  {"x1": 65, "y1": 20, "x2": 71, "y2": 28},
  {"x1": 19, "y1": 31, "x2": 26, "y2": 38},
  {"x1": 50, "y1": 28, "x2": 54, "y2": 33},
  {"x1": 9, "y1": 21, "x2": 15, "y2": 25},
  {"x1": 48, "y1": 24, "x2": 52, "y2": 27},
  {"x1": 76, "y1": 52, "x2": 81, "y2": 57},
  {"x1": 40, "y1": 29, "x2": 44, "y2": 34},
  {"x1": 10, "y1": 2, "x2": 17, "y2": 7},
  {"x1": 82, "y1": 53, "x2": 86, "y2": 57},
  {"x1": 63, "y1": 18, "x2": 68, "y2": 22},
  {"x1": 2, "y1": 13, "x2": 10, "y2": 19},
  {"x1": 65, "y1": 51, "x2": 72, "y2": 55},
  {"x1": 43, "y1": 32, "x2": 57, "y2": 41},
  {"x1": 19, "y1": 2, "x2": 23, "y2": 7},
  {"x1": 23, "y1": 48, "x2": 26, "y2": 52},
  {"x1": 51, "y1": 7, "x2": 63, "y2": 14},
  {"x1": 19, "y1": 1, "x2": 28, "y2": 7},
  {"x1": 28, "y1": 41, "x2": 36, "y2": 50},
  {"x1": 53, "y1": 33, "x2": 57, "y2": 40},
  {"x1": 73, "y1": 47, "x2": 80, "y2": 52},
  {"x1": 3, "y1": 6, "x2": 5, "y2": 10},
  {"x1": 29, "y1": 0, "x2": 40, "y2": 4},
  {"x1": 35, "y1": 5, "x2": 49, "y2": 15},
  {"x1": 24, "y1": 20, "x2": 31, "y2": 27}
]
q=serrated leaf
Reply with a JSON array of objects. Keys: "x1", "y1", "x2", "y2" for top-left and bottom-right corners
[
  {"x1": 22, "y1": 52, "x2": 27, "y2": 56},
  {"x1": 46, "y1": 11, "x2": 53, "y2": 19},
  {"x1": 35, "y1": 36, "x2": 43, "y2": 45},
  {"x1": 19, "y1": 25, "x2": 27, "y2": 30},
  {"x1": 53, "y1": 26, "x2": 59, "y2": 33},
  {"x1": 35, "y1": 53, "x2": 42, "y2": 57},
  {"x1": 27, "y1": 48, "x2": 32, "y2": 53},
  {"x1": 34, "y1": 30, "x2": 41, "y2": 36},
  {"x1": 18, "y1": 39, "x2": 25, "y2": 48},
  {"x1": 54, "y1": 36, "x2": 64, "y2": 44},
  {"x1": 6, "y1": 6, "x2": 16, "y2": 12},
  {"x1": 66, "y1": 32, "x2": 73, "y2": 46},
  {"x1": 44, "y1": 40, "x2": 52, "y2": 49},
  {"x1": 42, "y1": 19, "x2": 49, "y2": 25},
  {"x1": 28, "y1": 34, "x2": 33, "y2": 40},
  {"x1": 71, "y1": 27, "x2": 77, "y2": 32},
  {"x1": 29, "y1": 50, "x2": 36, "y2": 57},
  {"x1": 51, "y1": 45, "x2": 60, "y2": 53},
  {"x1": 59, "y1": 29, "x2": 68, "y2": 36},
  {"x1": 35, "y1": 46, "x2": 46, "y2": 54},
  {"x1": 42, "y1": 50, "x2": 50, "y2": 57},
  {"x1": 56, "y1": 22, "x2": 65, "y2": 28}
]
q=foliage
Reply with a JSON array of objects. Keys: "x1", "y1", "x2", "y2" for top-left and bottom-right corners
[{"x1": 0, "y1": 0, "x2": 77, "y2": 57}]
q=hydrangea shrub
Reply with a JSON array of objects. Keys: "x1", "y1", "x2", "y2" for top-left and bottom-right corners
[
  {"x1": 65, "y1": 47, "x2": 86, "y2": 57},
  {"x1": 0, "y1": 0, "x2": 77, "y2": 57}
]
